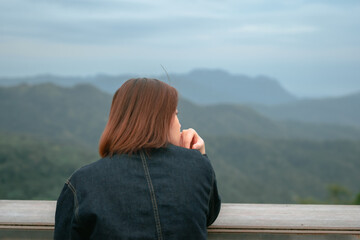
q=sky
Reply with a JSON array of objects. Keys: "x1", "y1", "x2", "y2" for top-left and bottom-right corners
[{"x1": 0, "y1": 0, "x2": 359, "y2": 97}]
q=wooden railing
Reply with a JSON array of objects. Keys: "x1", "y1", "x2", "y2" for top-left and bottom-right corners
[{"x1": 0, "y1": 200, "x2": 359, "y2": 239}]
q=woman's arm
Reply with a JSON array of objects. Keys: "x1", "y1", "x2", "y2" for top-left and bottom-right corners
[
  {"x1": 207, "y1": 174, "x2": 221, "y2": 226},
  {"x1": 181, "y1": 129, "x2": 221, "y2": 224},
  {"x1": 54, "y1": 182, "x2": 77, "y2": 239}
]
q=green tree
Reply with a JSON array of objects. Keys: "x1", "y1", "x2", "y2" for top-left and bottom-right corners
[
  {"x1": 353, "y1": 193, "x2": 360, "y2": 205},
  {"x1": 327, "y1": 184, "x2": 352, "y2": 204}
]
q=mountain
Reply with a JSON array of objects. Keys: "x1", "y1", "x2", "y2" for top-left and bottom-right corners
[
  {"x1": 0, "y1": 74, "x2": 92, "y2": 87},
  {"x1": 252, "y1": 91, "x2": 360, "y2": 128},
  {"x1": 1, "y1": 83, "x2": 360, "y2": 203},
  {"x1": 0, "y1": 69, "x2": 297, "y2": 105},
  {"x1": 178, "y1": 98, "x2": 360, "y2": 140},
  {"x1": 91, "y1": 69, "x2": 298, "y2": 105},
  {"x1": 0, "y1": 83, "x2": 111, "y2": 147},
  {"x1": 1, "y1": 83, "x2": 360, "y2": 143},
  {"x1": 171, "y1": 69, "x2": 297, "y2": 105}
]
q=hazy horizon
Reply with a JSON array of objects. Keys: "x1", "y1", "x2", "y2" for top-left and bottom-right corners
[{"x1": 1, "y1": 0, "x2": 359, "y2": 98}]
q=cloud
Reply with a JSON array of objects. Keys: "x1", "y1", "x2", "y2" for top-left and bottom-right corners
[
  {"x1": 0, "y1": 0, "x2": 360, "y2": 98},
  {"x1": 230, "y1": 24, "x2": 318, "y2": 35},
  {"x1": 0, "y1": 0, "x2": 226, "y2": 45}
]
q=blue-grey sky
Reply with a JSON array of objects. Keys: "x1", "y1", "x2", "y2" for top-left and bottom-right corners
[{"x1": 1, "y1": 0, "x2": 359, "y2": 97}]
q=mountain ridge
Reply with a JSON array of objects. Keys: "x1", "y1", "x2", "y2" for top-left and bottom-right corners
[
  {"x1": 1, "y1": 83, "x2": 360, "y2": 143},
  {"x1": 0, "y1": 69, "x2": 297, "y2": 105},
  {"x1": 252, "y1": 91, "x2": 360, "y2": 128},
  {"x1": 171, "y1": 69, "x2": 297, "y2": 105},
  {"x1": 2, "y1": 69, "x2": 360, "y2": 108}
]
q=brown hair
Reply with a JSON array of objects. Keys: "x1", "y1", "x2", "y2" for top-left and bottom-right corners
[{"x1": 99, "y1": 78, "x2": 178, "y2": 157}]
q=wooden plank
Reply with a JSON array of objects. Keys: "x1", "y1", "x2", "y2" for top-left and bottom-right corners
[
  {"x1": 209, "y1": 203, "x2": 360, "y2": 234},
  {"x1": 0, "y1": 200, "x2": 359, "y2": 235},
  {"x1": 0, "y1": 200, "x2": 56, "y2": 227}
]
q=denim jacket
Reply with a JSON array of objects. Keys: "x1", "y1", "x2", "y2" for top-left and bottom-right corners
[{"x1": 54, "y1": 144, "x2": 221, "y2": 240}]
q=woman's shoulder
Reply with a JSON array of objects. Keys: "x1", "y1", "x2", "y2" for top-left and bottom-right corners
[
  {"x1": 67, "y1": 156, "x2": 112, "y2": 183},
  {"x1": 162, "y1": 144, "x2": 213, "y2": 168},
  {"x1": 165, "y1": 143, "x2": 203, "y2": 157}
]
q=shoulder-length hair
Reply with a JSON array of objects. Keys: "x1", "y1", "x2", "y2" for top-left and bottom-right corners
[{"x1": 99, "y1": 78, "x2": 178, "y2": 157}]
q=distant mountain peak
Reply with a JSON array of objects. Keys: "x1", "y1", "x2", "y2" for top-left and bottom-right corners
[
  {"x1": 172, "y1": 69, "x2": 297, "y2": 105},
  {"x1": 188, "y1": 68, "x2": 231, "y2": 77}
]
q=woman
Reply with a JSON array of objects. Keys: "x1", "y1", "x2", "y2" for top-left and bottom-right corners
[{"x1": 54, "y1": 78, "x2": 221, "y2": 239}]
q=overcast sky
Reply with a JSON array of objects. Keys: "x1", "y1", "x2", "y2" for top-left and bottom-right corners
[{"x1": 1, "y1": 0, "x2": 359, "y2": 97}]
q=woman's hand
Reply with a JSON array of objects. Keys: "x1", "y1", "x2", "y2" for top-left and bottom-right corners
[{"x1": 180, "y1": 128, "x2": 206, "y2": 155}]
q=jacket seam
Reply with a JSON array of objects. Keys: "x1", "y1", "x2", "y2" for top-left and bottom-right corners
[
  {"x1": 140, "y1": 151, "x2": 163, "y2": 240},
  {"x1": 66, "y1": 179, "x2": 80, "y2": 223}
]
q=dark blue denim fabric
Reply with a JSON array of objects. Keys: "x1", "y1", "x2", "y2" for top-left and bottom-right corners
[{"x1": 54, "y1": 144, "x2": 221, "y2": 240}]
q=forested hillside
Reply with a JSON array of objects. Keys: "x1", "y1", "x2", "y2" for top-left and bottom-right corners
[
  {"x1": 178, "y1": 98, "x2": 360, "y2": 140},
  {"x1": 2, "y1": 83, "x2": 360, "y2": 143},
  {"x1": 0, "y1": 83, "x2": 111, "y2": 147},
  {"x1": 206, "y1": 136, "x2": 360, "y2": 203},
  {"x1": 252, "y1": 91, "x2": 360, "y2": 127},
  {"x1": 0, "y1": 83, "x2": 359, "y2": 203},
  {"x1": 0, "y1": 132, "x2": 97, "y2": 199}
]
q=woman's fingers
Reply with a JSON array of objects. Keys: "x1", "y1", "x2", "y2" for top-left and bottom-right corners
[
  {"x1": 180, "y1": 128, "x2": 195, "y2": 149},
  {"x1": 192, "y1": 137, "x2": 205, "y2": 154},
  {"x1": 192, "y1": 137, "x2": 203, "y2": 149},
  {"x1": 180, "y1": 128, "x2": 206, "y2": 154}
]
